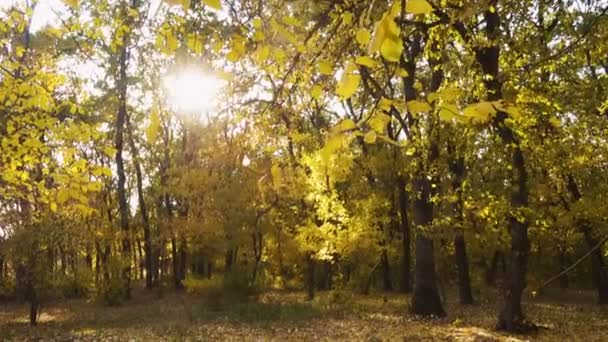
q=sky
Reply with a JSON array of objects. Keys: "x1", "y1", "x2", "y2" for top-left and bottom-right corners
[
  {"x1": 0, "y1": 0, "x2": 163, "y2": 33},
  {"x1": 0, "y1": 0, "x2": 66, "y2": 32}
]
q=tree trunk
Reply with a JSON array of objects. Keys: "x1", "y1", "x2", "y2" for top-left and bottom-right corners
[
  {"x1": 179, "y1": 238, "x2": 187, "y2": 283},
  {"x1": 397, "y1": 177, "x2": 411, "y2": 293},
  {"x1": 225, "y1": 248, "x2": 234, "y2": 272},
  {"x1": 171, "y1": 235, "x2": 181, "y2": 289},
  {"x1": 306, "y1": 253, "x2": 315, "y2": 300},
  {"x1": 411, "y1": 178, "x2": 445, "y2": 316},
  {"x1": 126, "y1": 113, "x2": 154, "y2": 289},
  {"x1": 496, "y1": 147, "x2": 530, "y2": 331},
  {"x1": 381, "y1": 249, "x2": 393, "y2": 292},
  {"x1": 455, "y1": 235, "x2": 474, "y2": 304},
  {"x1": 470, "y1": 2, "x2": 531, "y2": 330},
  {"x1": 448, "y1": 149, "x2": 473, "y2": 305},
  {"x1": 408, "y1": 34, "x2": 444, "y2": 317},
  {"x1": 485, "y1": 250, "x2": 501, "y2": 286},
  {"x1": 114, "y1": 2, "x2": 132, "y2": 299}
]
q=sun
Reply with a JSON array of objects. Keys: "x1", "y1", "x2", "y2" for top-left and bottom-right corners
[{"x1": 163, "y1": 69, "x2": 224, "y2": 115}]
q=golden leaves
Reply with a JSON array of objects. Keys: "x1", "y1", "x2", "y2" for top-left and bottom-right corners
[
  {"x1": 319, "y1": 60, "x2": 334, "y2": 75},
  {"x1": 406, "y1": 0, "x2": 434, "y2": 15},
  {"x1": 202, "y1": 0, "x2": 222, "y2": 10},
  {"x1": 356, "y1": 28, "x2": 371, "y2": 46},
  {"x1": 336, "y1": 62, "x2": 361, "y2": 100}
]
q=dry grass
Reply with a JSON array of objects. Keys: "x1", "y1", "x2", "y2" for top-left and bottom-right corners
[{"x1": 1, "y1": 287, "x2": 607, "y2": 341}]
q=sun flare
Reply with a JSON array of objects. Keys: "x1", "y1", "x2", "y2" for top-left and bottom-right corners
[{"x1": 163, "y1": 69, "x2": 224, "y2": 114}]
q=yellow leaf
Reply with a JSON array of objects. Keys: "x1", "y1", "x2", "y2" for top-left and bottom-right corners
[
  {"x1": 146, "y1": 109, "x2": 161, "y2": 143},
  {"x1": 356, "y1": 28, "x2": 371, "y2": 46},
  {"x1": 271, "y1": 164, "x2": 282, "y2": 188},
  {"x1": 368, "y1": 112, "x2": 391, "y2": 133},
  {"x1": 202, "y1": 0, "x2": 221, "y2": 10},
  {"x1": 336, "y1": 73, "x2": 361, "y2": 100},
  {"x1": 380, "y1": 38, "x2": 403, "y2": 62},
  {"x1": 438, "y1": 103, "x2": 459, "y2": 121},
  {"x1": 321, "y1": 134, "x2": 346, "y2": 163},
  {"x1": 463, "y1": 102, "x2": 496, "y2": 120},
  {"x1": 397, "y1": 68, "x2": 409, "y2": 77},
  {"x1": 342, "y1": 12, "x2": 353, "y2": 25},
  {"x1": 282, "y1": 16, "x2": 301, "y2": 27},
  {"x1": 406, "y1": 0, "x2": 433, "y2": 15},
  {"x1": 319, "y1": 60, "x2": 333, "y2": 75},
  {"x1": 311, "y1": 85, "x2": 323, "y2": 100},
  {"x1": 254, "y1": 45, "x2": 270, "y2": 63},
  {"x1": 364, "y1": 131, "x2": 377, "y2": 144},
  {"x1": 407, "y1": 100, "x2": 432, "y2": 115},
  {"x1": 253, "y1": 17, "x2": 263, "y2": 29},
  {"x1": 333, "y1": 119, "x2": 357, "y2": 133},
  {"x1": 166, "y1": 32, "x2": 179, "y2": 51},
  {"x1": 64, "y1": 0, "x2": 79, "y2": 9},
  {"x1": 291, "y1": 132, "x2": 310, "y2": 143},
  {"x1": 355, "y1": 56, "x2": 377, "y2": 68}
]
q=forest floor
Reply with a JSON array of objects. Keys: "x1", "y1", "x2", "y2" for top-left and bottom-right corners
[{"x1": 1, "y1": 287, "x2": 607, "y2": 341}]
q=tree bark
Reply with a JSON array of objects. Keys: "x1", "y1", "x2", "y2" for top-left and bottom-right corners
[
  {"x1": 468, "y1": 2, "x2": 531, "y2": 330},
  {"x1": 381, "y1": 249, "x2": 393, "y2": 292},
  {"x1": 126, "y1": 113, "x2": 154, "y2": 289},
  {"x1": 410, "y1": 37, "x2": 445, "y2": 318},
  {"x1": 448, "y1": 147, "x2": 473, "y2": 305},
  {"x1": 179, "y1": 238, "x2": 187, "y2": 283},
  {"x1": 397, "y1": 177, "x2": 412, "y2": 293},
  {"x1": 411, "y1": 178, "x2": 445, "y2": 316},
  {"x1": 455, "y1": 235, "x2": 473, "y2": 304},
  {"x1": 485, "y1": 250, "x2": 501, "y2": 286},
  {"x1": 114, "y1": 1, "x2": 134, "y2": 300},
  {"x1": 171, "y1": 235, "x2": 181, "y2": 289},
  {"x1": 306, "y1": 253, "x2": 315, "y2": 300}
]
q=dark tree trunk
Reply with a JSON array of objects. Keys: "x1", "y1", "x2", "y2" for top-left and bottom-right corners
[
  {"x1": 381, "y1": 249, "x2": 393, "y2": 292},
  {"x1": 306, "y1": 253, "x2": 315, "y2": 300},
  {"x1": 28, "y1": 292, "x2": 38, "y2": 326},
  {"x1": 408, "y1": 34, "x2": 444, "y2": 317},
  {"x1": 95, "y1": 241, "x2": 102, "y2": 284},
  {"x1": 171, "y1": 235, "x2": 182, "y2": 289},
  {"x1": 470, "y1": 2, "x2": 531, "y2": 331},
  {"x1": 455, "y1": 235, "x2": 474, "y2": 304},
  {"x1": 496, "y1": 147, "x2": 530, "y2": 331},
  {"x1": 114, "y1": 2, "x2": 133, "y2": 300},
  {"x1": 225, "y1": 249, "x2": 234, "y2": 272},
  {"x1": 411, "y1": 178, "x2": 445, "y2": 317},
  {"x1": 397, "y1": 177, "x2": 411, "y2": 293},
  {"x1": 179, "y1": 238, "x2": 187, "y2": 283},
  {"x1": 486, "y1": 251, "x2": 501, "y2": 286},
  {"x1": 448, "y1": 148, "x2": 473, "y2": 305},
  {"x1": 0, "y1": 255, "x2": 4, "y2": 285}
]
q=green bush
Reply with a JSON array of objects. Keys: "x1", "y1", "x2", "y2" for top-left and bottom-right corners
[
  {"x1": 56, "y1": 267, "x2": 94, "y2": 299},
  {"x1": 96, "y1": 256, "x2": 129, "y2": 306},
  {"x1": 184, "y1": 269, "x2": 258, "y2": 311},
  {"x1": 0, "y1": 278, "x2": 17, "y2": 301}
]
